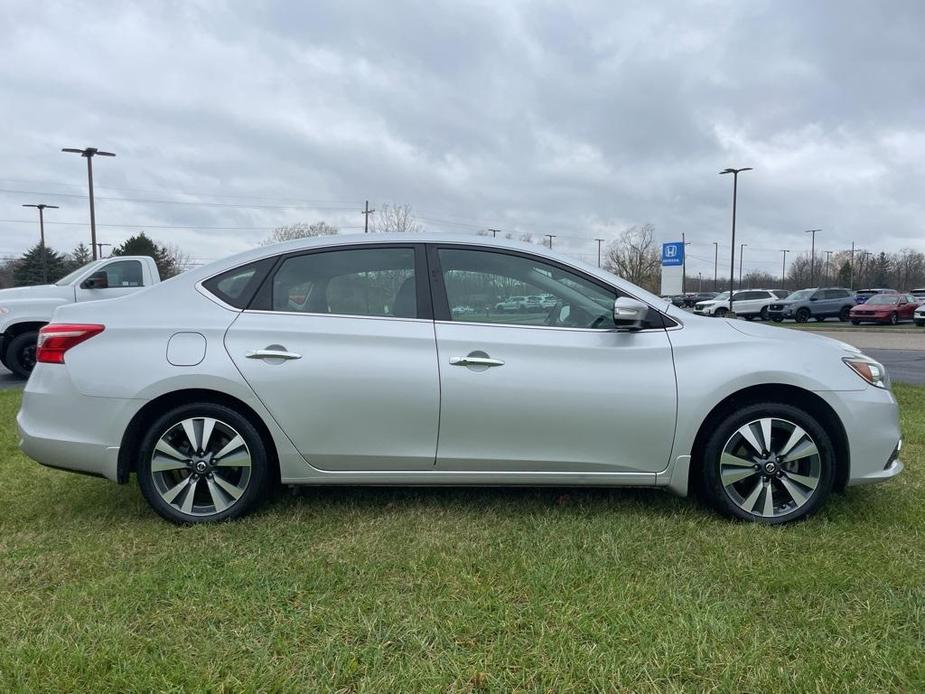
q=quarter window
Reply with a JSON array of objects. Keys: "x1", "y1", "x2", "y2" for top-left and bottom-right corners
[
  {"x1": 437, "y1": 248, "x2": 620, "y2": 329},
  {"x1": 271, "y1": 247, "x2": 417, "y2": 318}
]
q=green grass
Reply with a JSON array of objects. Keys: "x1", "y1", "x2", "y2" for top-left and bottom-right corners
[
  {"x1": 773, "y1": 321, "x2": 922, "y2": 333},
  {"x1": 2, "y1": 387, "x2": 924, "y2": 692}
]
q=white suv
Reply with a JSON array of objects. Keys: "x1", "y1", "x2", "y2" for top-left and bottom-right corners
[
  {"x1": 914, "y1": 303, "x2": 924, "y2": 327},
  {"x1": 693, "y1": 289, "x2": 788, "y2": 320}
]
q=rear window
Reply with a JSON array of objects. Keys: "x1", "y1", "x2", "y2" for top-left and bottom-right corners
[{"x1": 202, "y1": 258, "x2": 276, "y2": 309}]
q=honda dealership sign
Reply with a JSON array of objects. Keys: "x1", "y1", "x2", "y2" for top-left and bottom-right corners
[{"x1": 660, "y1": 242, "x2": 684, "y2": 295}]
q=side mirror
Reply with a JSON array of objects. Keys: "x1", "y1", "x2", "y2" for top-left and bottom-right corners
[
  {"x1": 80, "y1": 271, "x2": 109, "y2": 290},
  {"x1": 613, "y1": 297, "x2": 648, "y2": 331}
]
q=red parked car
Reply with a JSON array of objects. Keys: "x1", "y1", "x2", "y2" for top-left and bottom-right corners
[{"x1": 849, "y1": 293, "x2": 921, "y2": 325}]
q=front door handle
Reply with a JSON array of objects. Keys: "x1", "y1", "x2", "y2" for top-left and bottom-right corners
[
  {"x1": 246, "y1": 349, "x2": 302, "y2": 360},
  {"x1": 450, "y1": 356, "x2": 504, "y2": 367}
]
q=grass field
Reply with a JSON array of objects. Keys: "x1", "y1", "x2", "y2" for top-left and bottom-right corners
[{"x1": 2, "y1": 387, "x2": 923, "y2": 692}]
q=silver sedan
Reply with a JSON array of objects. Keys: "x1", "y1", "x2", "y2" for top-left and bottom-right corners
[{"x1": 18, "y1": 234, "x2": 903, "y2": 524}]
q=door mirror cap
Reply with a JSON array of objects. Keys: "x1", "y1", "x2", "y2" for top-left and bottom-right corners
[
  {"x1": 80, "y1": 271, "x2": 109, "y2": 290},
  {"x1": 613, "y1": 297, "x2": 648, "y2": 331}
]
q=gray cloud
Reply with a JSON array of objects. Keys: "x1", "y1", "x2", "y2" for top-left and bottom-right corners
[{"x1": 0, "y1": 0, "x2": 922, "y2": 276}]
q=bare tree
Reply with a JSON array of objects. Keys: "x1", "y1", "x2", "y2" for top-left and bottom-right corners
[
  {"x1": 260, "y1": 221, "x2": 339, "y2": 246},
  {"x1": 162, "y1": 242, "x2": 193, "y2": 274},
  {"x1": 602, "y1": 224, "x2": 661, "y2": 293},
  {"x1": 373, "y1": 204, "x2": 422, "y2": 234}
]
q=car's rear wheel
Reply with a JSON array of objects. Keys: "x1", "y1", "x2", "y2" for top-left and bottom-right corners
[
  {"x1": 4, "y1": 331, "x2": 38, "y2": 379},
  {"x1": 795, "y1": 308, "x2": 811, "y2": 323},
  {"x1": 839, "y1": 306, "x2": 851, "y2": 322},
  {"x1": 137, "y1": 403, "x2": 271, "y2": 524},
  {"x1": 701, "y1": 403, "x2": 835, "y2": 524}
]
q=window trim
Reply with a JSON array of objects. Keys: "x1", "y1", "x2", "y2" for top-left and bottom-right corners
[
  {"x1": 425, "y1": 243, "x2": 672, "y2": 330},
  {"x1": 246, "y1": 243, "x2": 432, "y2": 320}
]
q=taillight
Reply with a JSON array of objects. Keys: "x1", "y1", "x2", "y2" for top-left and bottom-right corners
[{"x1": 36, "y1": 324, "x2": 105, "y2": 364}]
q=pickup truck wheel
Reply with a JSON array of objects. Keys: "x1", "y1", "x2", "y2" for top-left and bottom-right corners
[
  {"x1": 5, "y1": 331, "x2": 38, "y2": 379},
  {"x1": 795, "y1": 308, "x2": 811, "y2": 323},
  {"x1": 839, "y1": 306, "x2": 851, "y2": 322}
]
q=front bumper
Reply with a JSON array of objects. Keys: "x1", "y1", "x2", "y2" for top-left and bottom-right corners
[{"x1": 17, "y1": 364, "x2": 143, "y2": 482}]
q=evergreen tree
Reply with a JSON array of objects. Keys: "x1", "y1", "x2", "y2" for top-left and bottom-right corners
[
  {"x1": 111, "y1": 232, "x2": 177, "y2": 279},
  {"x1": 13, "y1": 244, "x2": 70, "y2": 286},
  {"x1": 67, "y1": 243, "x2": 93, "y2": 271}
]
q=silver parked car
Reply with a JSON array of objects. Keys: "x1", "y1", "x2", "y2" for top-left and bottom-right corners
[{"x1": 18, "y1": 235, "x2": 903, "y2": 524}]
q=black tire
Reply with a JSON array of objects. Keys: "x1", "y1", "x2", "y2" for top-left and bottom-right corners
[
  {"x1": 851, "y1": 320, "x2": 860, "y2": 325},
  {"x1": 795, "y1": 308, "x2": 811, "y2": 323},
  {"x1": 759, "y1": 307, "x2": 769, "y2": 321},
  {"x1": 744, "y1": 314, "x2": 755, "y2": 321},
  {"x1": 839, "y1": 306, "x2": 851, "y2": 322},
  {"x1": 714, "y1": 307, "x2": 728, "y2": 318},
  {"x1": 137, "y1": 402, "x2": 271, "y2": 524},
  {"x1": 700, "y1": 402, "x2": 835, "y2": 524},
  {"x1": 889, "y1": 312, "x2": 898, "y2": 325},
  {"x1": 4, "y1": 331, "x2": 38, "y2": 379}
]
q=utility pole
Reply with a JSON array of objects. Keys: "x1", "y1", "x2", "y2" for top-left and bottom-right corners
[
  {"x1": 824, "y1": 250, "x2": 833, "y2": 285},
  {"x1": 594, "y1": 238, "x2": 605, "y2": 267},
  {"x1": 719, "y1": 167, "x2": 753, "y2": 316},
  {"x1": 804, "y1": 229, "x2": 821, "y2": 286},
  {"x1": 22, "y1": 203, "x2": 59, "y2": 283},
  {"x1": 362, "y1": 200, "x2": 375, "y2": 233},
  {"x1": 94, "y1": 242, "x2": 112, "y2": 258},
  {"x1": 62, "y1": 147, "x2": 116, "y2": 259},
  {"x1": 545, "y1": 234, "x2": 556, "y2": 248},
  {"x1": 739, "y1": 243, "x2": 748, "y2": 288},
  {"x1": 860, "y1": 251, "x2": 873, "y2": 287},
  {"x1": 780, "y1": 249, "x2": 790, "y2": 290},
  {"x1": 712, "y1": 241, "x2": 719, "y2": 291},
  {"x1": 849, "y1": 241, "x2": 855, "y2": 289},
  {"x1": 698, "y1": 272, "x2": 703, "y2": 292},
  {"x1": 488, "y1": 228, "x2": 501, "y2": 238},
  {"x1": 681, "y1": 232, "x2": 691, "y2": 293}
]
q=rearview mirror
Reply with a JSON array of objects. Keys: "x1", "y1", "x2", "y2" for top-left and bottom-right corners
[
  {"x1": 80, "y1": 271, "x2": 109, "y2": 290},
  {"x1": 613, "y1": 297, "x2": 648, "y2": 331}
]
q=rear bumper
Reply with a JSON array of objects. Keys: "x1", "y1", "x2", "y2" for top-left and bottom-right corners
[{"x1": 17, "y1": 364, "x2": 143, "y2": 482}]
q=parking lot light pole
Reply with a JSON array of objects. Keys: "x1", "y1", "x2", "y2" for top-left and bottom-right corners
[
  {"x1": 22, "y1": 203, "x2": 59, "y2": 283},
  {"x1": 739, "y1": 243, "x2": 748, "y2": 288},
  {"x1": 780, "y1": 249, "x2": 790, "y2": 290},
  {"x1": 719, "y1": 167, "x2": 752, "y2": 316},
  {"x1": 545, "y1": 234, "x2": 556, "y2": 248},
  {"x1": 804, "y1": 229, "x2": 821, "y2": 286},
  {"x1": 712, "y1": 241, "x2": 719, "y2": 291},
  {"x1": 62, "y1": 147, "x2": 116, "y2": 260},
  {"x1": 594, "y1": 238, "x2": 605, "y2": 267}
]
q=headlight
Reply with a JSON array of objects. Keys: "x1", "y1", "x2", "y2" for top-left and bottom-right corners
[{"x1": 843, "y1": 356, "x2": 891, "y2": 389}]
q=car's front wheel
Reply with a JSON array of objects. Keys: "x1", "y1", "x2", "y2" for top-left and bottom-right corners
[
  {"x1": 795, "y1": 308, "x2": 811, "y2": 323},
  {"x1": 714, "y1": 308, "x2": 728, "y2": 318},
  {"x1": 839, "y1": 306, "x2": 851, "y2": 322},
  {"x1": 701, "y1": 403, "x2": 835, "y2": 524},
  {"x1": 137, "y1": 403, "x2": 271, "y2": 524}
]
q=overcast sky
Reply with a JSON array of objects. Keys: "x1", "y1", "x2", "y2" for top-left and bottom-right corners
[{"x1": 1, "y1": 0, "x2": 923, "y2": 278}]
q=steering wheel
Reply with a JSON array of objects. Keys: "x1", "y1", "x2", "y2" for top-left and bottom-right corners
[{"x1": 545, "y1": 302, "x2": 595, "y2": 328}]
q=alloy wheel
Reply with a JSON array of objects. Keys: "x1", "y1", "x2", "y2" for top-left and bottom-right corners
[
  {"x1": 149, "y1": 417, "x2": 252, "y2": 517},
  {"x1": 719, "y1": 417, "x2": 822, "y2": 519}
]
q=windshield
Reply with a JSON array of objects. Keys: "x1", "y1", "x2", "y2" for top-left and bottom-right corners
[
  {"x1": 711, "y1": 291, "x2": 729, "y2": 300},
  {"x1": 55, "y1": 261, "x2": 98, "y2": 286},
  {"x1": 866, "y1": 295, "x2": 900, "y2": 305},
  {"x1": 787, "y1": 289, "x2": 815, "y2": 301}
]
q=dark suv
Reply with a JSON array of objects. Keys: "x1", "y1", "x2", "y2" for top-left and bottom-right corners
[{"x1": 767, "y1": 287, "x2": 856, "y2": 323}]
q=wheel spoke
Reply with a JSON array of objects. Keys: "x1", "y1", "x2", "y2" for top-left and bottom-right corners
[
  {"x1": 762, "y1": 479, "x2": 774, "y2": 516},
  {"x1": 779, "y1": 475, "x2": 810, "y2": 507},
  {"x1": 781, "y1": 438, "x2": 819, "y2": 463},
  {"x1": 738, "y1": 423, "x2": 765, "y2": 455},
  {"x1": 155, "y1": 439, "x2": 189, "y2": 462},
  {"x1": 181, "y1": 477, "x2": 199, "y2": 513},
  {"x1": 778, "y1": 425, "x2": 807, "y2": 458},
  {"x1": 205, "y1": 477, "x2": 229, "y2": 512},
  {"x1": 151, "y1": 457, "x2": 188, "y2": 473},
  {"x1": 741, "y1": 479, "x2": 763, "y2": 512},
  {"x1": 722, "y1": 466, "x2": 758, "y2": 485},
  {"x1": 200, "y1": 418, "x2": 217, "y2": 453},
  {"x1": 721, "y1": 452, "x2": 755, "y2": 468},
  {"x1": 212, "y1": 472, "x2": 245, "y2": 500},
  {"x1": 181, "y1": 419, "x2": 200, "y2": 452},
  {"x1": 783, "y1": 470, "x2": 819, "y2": 490},
  {"x1": 213, "y1": 450, "x2": 251, "y2": 468},
  {"x1": 161, "y1": 474, "x2": 192, "y2": 504},
  {"x1": 214, "y1": 434, "x2": 245, "y2": 461},
  {"x1": 759, "y1": 418, "x2": 773, "y2": 454}
]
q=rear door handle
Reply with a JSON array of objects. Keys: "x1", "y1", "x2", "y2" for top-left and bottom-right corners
[
  {"x1": 449, "y1": 356, "x2": 504, "y2": 367},
  {"x1": 246, "y1": 349, "x2": 302, "y2": 360}
]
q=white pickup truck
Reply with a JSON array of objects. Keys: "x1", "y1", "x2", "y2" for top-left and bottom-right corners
[{"x1": 0, "y1": 256, "x2": 160, "y2": 378}]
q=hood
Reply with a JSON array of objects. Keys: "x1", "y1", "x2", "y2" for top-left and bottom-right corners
[
  {"x1": 725, "y1": 319, "x2": 862, "y2": 354},
  {"x1": 0, "y1": 284, "x2": 74, "y2": 304}
]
